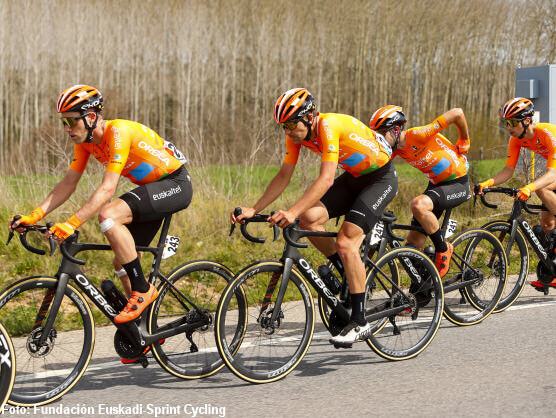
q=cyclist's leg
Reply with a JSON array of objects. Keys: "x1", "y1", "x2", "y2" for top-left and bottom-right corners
[
  {"x1": 298, "y1": 202, "x2": 335, "y2": 255},
  {"x1": 535, "y1": 181, "x2": 556, "y2": 236}
]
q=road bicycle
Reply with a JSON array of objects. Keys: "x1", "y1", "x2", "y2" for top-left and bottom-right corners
[
  {"x1": 1, "y1": 214, "x2": 241, "y2": 406},
  {"x1": 319, "y1": 209, "x2": 507, "y2": 328},
  {"x1": 0, "y1": 321, "x2": 15, "y2": 408},
  {"x1": 215, "y1": 212, "x2": 444, "y2": 384},
  {"x1": 478, "y1": 187, "x2": 556, "y2": 301}
]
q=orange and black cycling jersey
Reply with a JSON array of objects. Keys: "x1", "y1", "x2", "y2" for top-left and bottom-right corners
[
  {"x1": 283, "y1": 113, "x2": 392, "y2": 177},
  {"x1": 69, "y1": 120, "x2": 185, "y2": 185},
  {"x1": 393, "y1": 115, "x2": 468, "y2": 184},
  {"x1": 505, "y1": 123, "x2": 556, "y2": 170}
]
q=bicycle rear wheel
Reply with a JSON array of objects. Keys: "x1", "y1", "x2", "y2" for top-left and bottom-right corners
[
  {"x1": 0, "y1": 321, "x2": 15, "y2": 408},
  {"x1": 148, "y1": 260, "x2": 238, "y2": 379},
  {"x1": 366, "y1": 247, "x2": 444, "y2": 360},
  {"x1": 482, "y1": 221, "x2": 529, "y2": 312},
  {"x1": 0, "y1": 277, "x2": 94, "y2": 406},
  {"x1": 215, "y1": 261, "x2": 314, "y2": 384},
  {"x1": 443, "y1": 229, "x2": 507, "y2": 325}
]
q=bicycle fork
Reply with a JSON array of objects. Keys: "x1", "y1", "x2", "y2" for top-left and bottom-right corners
[{"x1": 257, "y1": 259, "x2": 294, "y2": 334}]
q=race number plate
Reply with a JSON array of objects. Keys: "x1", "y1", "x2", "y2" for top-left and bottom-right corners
[
  {"x1": 162, "y1": 235, "x2": 180, "y2": 259},
  {"x1": 370, "y1": 221, "x2": 384, "y2": 245},
  {"x1": 446, "y1": 219, "x2": 458, "y2": 238}
]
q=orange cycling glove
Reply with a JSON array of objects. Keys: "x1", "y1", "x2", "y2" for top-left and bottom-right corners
[
  {"x1": 455, "y1": 137, "x2": 470, "y2": 155},
  {"x1": 476, "y1": 178, "x2": 494, "y2": 193},
  {"x1": 517, "y1": 184, "x2": 537, "y2": 201},
  {"x1": 12, "y1": 207, "x2": 45, "y2": 226},
  {"x1": 50, "y1": 215, "x2": 83, "y2": 241}
]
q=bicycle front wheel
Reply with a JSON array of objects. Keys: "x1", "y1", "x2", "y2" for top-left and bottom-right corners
[
  {"x1": 215, "y1": 261, "x2": 314, "y2": 384},
  {"x1": 443, "y1": 229, "x2": 507, "y2": 325},
  {"x1": 0, "y1": 277, "x2": 94, "y2": 406},
  {"x1": 482, "y1": 221, "x2": 529, "y2": 312},
  {"x1": 0, "y1": 321, "x2": 15, "y2": 408},
  {"x1": 366, "y1": 247, "x2": 444, "y2": 360},
  {"x1": 148, "y1": 260, "x2": 237, "y2": 379}
]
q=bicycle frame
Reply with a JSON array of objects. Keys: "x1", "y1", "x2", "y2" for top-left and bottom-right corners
[
  {"x1": 25, "y1": 215, "x2": 209, "y2": 352},
  {"x1": 480, "y1": 188, "x2": 556, "y2": 275},
  {"x1": 263, "y1": 224, "x2": 414, "y2": 327}
]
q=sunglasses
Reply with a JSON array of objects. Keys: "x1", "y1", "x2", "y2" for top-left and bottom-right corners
[
  {"x1": 280, "y1": 119, "x2": 300, "y2": 131},
  {"x1": 503, "y1": 119, "x2": 522, "y2": 127},
  {"x1": 60, "y1": 113, "x2": 90, "y2": 128}
]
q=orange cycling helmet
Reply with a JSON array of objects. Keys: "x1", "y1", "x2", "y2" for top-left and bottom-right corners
[
  {"x1": 56, "y1": 85, "x2": 103, "y2": 113},
  {"x1": 500, "y1": 97, "x2": 534, "y2": 120},
  {"x1": 369, "y1": 105, "x2": 407, "y2": 133},
  {"x1": 273, "y1": 88, "x2": 315, "y2": 123}
]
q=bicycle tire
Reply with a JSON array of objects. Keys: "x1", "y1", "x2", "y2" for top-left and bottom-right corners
[
  {"x1": 482, "y1": 221, "x2": 529, "y2": 312},
  {"x1": 443, "y1": 229, "x2": 507, "y2": 325},
  {"x1": 215, "y1": 261, "x2": 314, "y2": 384},
  {"x1": 148, "y1": 260, "x2": 240, "y2": 379},
  {"x1": 0, "y1": 321, "x2": 15, "y2": 408},
  {"x1": 366, "y1": 247, "x2": 444, "y2": 360},
  {"x1": 0, "y1": 277, "x2": 94, "y2": 406}
]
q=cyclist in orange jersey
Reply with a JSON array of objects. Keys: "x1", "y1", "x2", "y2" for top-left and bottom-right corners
[
  {"x1": 370, "y1": 105, "x2": 471, "y2": 278},
  {"x1": 9, "y1": 85, "x2": 192, "y2": 326},
  {"x1": 231, "y1": 88, "x2": 398, "y2": 347},
  {"x1": 476, "y1": 98, "x2": 556, "y2": 290}
]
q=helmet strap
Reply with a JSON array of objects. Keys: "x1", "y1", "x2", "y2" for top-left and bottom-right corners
[
  {"x1": 518, "y1": 119, "x2": 530, "y2": 139},
  {"x1": 82, "y1": 112, "x2": 99, "y2": 143},
  {"x1": 301, "y1": 116, "x2": 313, "y2": 142},
  {"x1": 389, "y1": 126, "x2": 402, "y2": 151}
]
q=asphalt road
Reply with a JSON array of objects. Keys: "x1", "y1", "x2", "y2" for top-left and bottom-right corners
[{"x1": 4, "y1": 288, "x2": 555, "y2": 418}]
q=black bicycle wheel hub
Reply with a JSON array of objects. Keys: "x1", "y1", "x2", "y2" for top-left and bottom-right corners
[{"x1": 27, "y1": 327, "x2": 56, "y2": 357}]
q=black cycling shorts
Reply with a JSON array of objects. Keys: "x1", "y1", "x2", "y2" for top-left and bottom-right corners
[
  {"x1": 320, "y1": 161, "x2": 398, "y2": 234},
  {"x1": 411, "y1": 175, "x2": 471, "y2": 228},
  {"x1": 120, "y1": 165, "x2": 193, "y2": 246}
]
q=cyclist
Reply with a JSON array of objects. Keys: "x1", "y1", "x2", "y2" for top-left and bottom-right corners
[
  {"x1": 475, "y1": 97, "x2": 556, "y2": 290},
  {"x1": 8, "y1": 85, "x2": 192, "y2": 323},
  {"x1": 231, "y1": 88, "x2": 398, "y2": 347},
  {"x1": 369, "y1": 105, "x2": 471, "y2": 278}
]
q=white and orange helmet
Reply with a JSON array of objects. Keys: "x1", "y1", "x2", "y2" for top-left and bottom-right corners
[
  {"x1": 500, "y1": 97, "x2": 534, "y2": 120},
  {"x1": 273, "y1": 88, "x2": 316, "y2": 123},
  {"x1": 369, "y1": 105, "x2": 407, "y2": 133},
  {"x1": 56, "y1": 85, "x2": 103, "y2": 113}
]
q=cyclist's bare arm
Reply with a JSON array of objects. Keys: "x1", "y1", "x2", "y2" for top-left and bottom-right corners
[
  {"x1": 9, "y1": 169, "x2": 81, "y2": 230},
  {"x1": 269, "y1": 160, "x2": 336, "y2": 228},
  {"x1": 71, "y1": 171, "x2": 121, "y2": 224},
  {"x1": 442, "y1": 108, "x2": 469, "y2": 140},
  {"x1": 231, "y1": 162, "x2": 295, "y2": 223},
  {"x1": 475, "y1": 166, "x2": 515, "y2": 195},
  {"x1": 527, "y1": 166, "x2": 556, "y2": 191}
]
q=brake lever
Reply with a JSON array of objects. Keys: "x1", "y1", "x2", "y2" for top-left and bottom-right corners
[
  {"x1": 6, "y1": 214, "x2": 20, "y2": 245},
  {"x1": 229, "y1": 207, "x2": 242, "y2": 236},
  {"x1": 45, "y1": 222, "x2": 57, "y2": 256},
  {"x1": 269, "y1": 211, "x2": 279, "y2": 242}
]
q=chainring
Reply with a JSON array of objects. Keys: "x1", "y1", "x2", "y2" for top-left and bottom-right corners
[
  {"x1": 326, "y1": 311, "x2": 347, "y2": 337},
  {"x1": 114, "y1": 329, "x2": 143, "y2": 359}
]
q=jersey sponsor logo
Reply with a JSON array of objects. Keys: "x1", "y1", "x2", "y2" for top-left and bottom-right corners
[
  {"x1": 435, "y1": 137, "x2": 459, "y2": 167},
  {"x1": 113, "y1": 154, "x2": 122, "y2": 161},
  {"x1": 112, "y1": 126, "x2": 123, "y2": 149},
  {"x1": 322, "y1": 119, "x2": 334, "y2": 143},
  {"x1": 153, "y1": 185, "x2": 182, "y2": 201},
  {"x1": 348, "y1": 133, "x2": 380, "y2": 156},
  {"x1": 328, "y1": 144, "x2": 336, "y2": 151},
  {"x1": 138, "y1": 141, "x2": 170, "y2": 166},
  {"x1": 542, "y1": 128, "x2": 556, "y2": 148},
  {"x1": 372, "y1": 184, "x2": 393, "y2": 210}
]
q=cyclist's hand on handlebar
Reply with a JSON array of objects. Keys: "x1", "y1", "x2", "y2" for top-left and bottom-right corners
[
  {"x1": 268, "y1": 210, "x2": 296, "y2": 228},
  {"x1": 230, "y1": 206, "x2": 256, "y2": 224},
  {"x1": 474, "y1": 179, "x2": 494, "y2": 196},
  {"x1": 516, "y1": 185, "x2": 535, "y2": 201},
  {"x1": 455, "y1": 137, "x2": 470, "y2": 155},
  {"x1": 9, "y1": 207, "x2": 45, "y2": 233},
  {"x1": 47, "y1": 215, "x2": 82, "y2": 243}
]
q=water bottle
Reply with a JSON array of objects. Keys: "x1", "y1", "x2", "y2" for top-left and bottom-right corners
[
  {"x1": 317, "y1": 264, "x2": 341, "y2": 294},
  {"x1": 532, "y1": 225, "x2": 549, "y2": 249},
  {"x1": 101, "y1": 279, "x2": 128, "y2": 312}
]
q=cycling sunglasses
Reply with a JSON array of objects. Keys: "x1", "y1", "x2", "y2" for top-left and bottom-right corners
[
  {"x1": 280, "y1": 119, "x2": 300, "y2": 131},
  {"x1": 60, "y1": 113, "x2": 89, "y2": 128},
  {"x1": 503, "y1": 118, "x2": 522, "y2": 127}
]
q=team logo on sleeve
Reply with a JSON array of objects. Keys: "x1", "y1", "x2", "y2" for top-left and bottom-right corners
[
  {"x1": 113, "y1": 154, "x2": 122, "y2": 161},
  {"x1": 328, "y1": 144, "x2": 336, "y2": 151}
]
